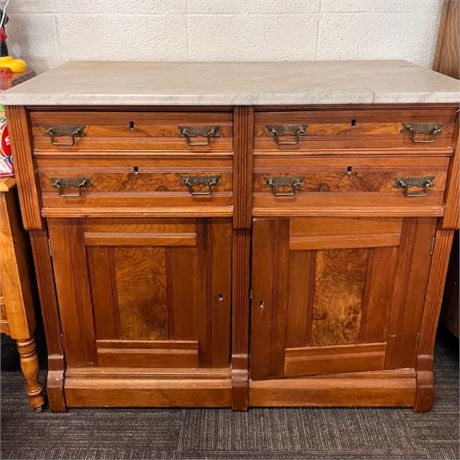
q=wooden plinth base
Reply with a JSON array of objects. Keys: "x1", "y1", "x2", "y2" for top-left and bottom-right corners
[
  {"x1": 44, "y1": 366, "x2": 436, "y2": 412},
  {"x1": 62, "y1": 367, "x2": 232, "y2": 410},
  {"x1": 249, "y1": 369, "x2": 418, "y2": 408}
]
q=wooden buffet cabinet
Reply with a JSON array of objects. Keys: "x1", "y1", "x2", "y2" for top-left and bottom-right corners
[{"x1": 2, "y1": 61, "x2": 459, "y2": 412}]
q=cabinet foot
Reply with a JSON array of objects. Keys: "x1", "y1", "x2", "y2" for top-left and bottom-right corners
[
  {"x1": 47, "y1": 355, "x2": 67, "y2": 412},
  {"x1": 16, "y1": 338, "x2": 45, "y2": 411},
  {"x1": 231, "y1": 353, "x2": 249, "y2": 410},
  {"x1": 414, "y1": 354, "x2": 434, "y2": 412}
]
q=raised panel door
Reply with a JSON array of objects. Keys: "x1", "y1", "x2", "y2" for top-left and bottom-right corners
[
  {"x1": 48, "y1": 217, "x2": 232, "y2": 370},
  {"x1": 250, "y1": 217, "x2": 437, "y2": 380}
]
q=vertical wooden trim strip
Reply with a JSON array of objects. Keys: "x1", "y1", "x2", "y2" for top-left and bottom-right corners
[
  {"x1": 231, "y1": 106, "x2": 254, "y2": 409},
  {"x1": 418, "y1": 229, "x2": 455, "y2": 355},
  {"x1": 358, "y1": 249, "x2": 375, "y2": 342},
  {"x1": 231, "y1": 229, "x2": 251, "y2": 409},
  {"x1": 415, "y1": 228, "x2": 454, "y2": 412},
  {"x1": 5, "y1": 106, "x2": 43, "y2": 230},
  {"x1": 165, "y1": 247, "x2": 175, "y2": 340},
  {"x1": 233, "y1": 106, "x2": 254, "y2": 230},
  {"x1": 29, "y1": 230, "x2": 66, "y2": 411},
  {"x1": 442, "y1": 121, "x2": 460, "y2": 230}
]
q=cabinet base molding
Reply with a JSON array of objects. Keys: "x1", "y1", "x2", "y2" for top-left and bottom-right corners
[
  {"x1": 55, "y1": 366, "x2": 432, "y2": 410},
  {"x1": 249, "y1": 369, "x2": 416, "y2": 408},
  {"x1": 63, "y1": 367, "x2": 232, "y2": 408}
]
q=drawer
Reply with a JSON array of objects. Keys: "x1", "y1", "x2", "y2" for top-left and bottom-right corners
[
  {"x1": 30, "y1": 111, "x2": 233, "y2": 153},
  {"x1": 37, "y1": 157, "x2": 233, "y2": 217},
  {"x1": 255, "y1": 108, "x2": 457, "y2": 153},
  {"x1": 253, "y1": 155, "x2": 450, "y2": 217}
]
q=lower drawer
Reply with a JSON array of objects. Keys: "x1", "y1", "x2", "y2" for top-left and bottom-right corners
[
  {"x1": 253, "y1": 155, "x2": 450, "y2": 217},
  {"x1": 38, "y1": 157, "x2": 233, "y2": 217}
]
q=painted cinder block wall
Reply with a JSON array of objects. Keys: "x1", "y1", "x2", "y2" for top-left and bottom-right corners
[{"x1": 5, "y1": 0, "x2": 444, "y2": 74}]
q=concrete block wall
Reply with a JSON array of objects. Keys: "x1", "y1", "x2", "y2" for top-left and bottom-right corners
[{"x1": 4, "y1": 0, "x2": 443, "y2": 73}]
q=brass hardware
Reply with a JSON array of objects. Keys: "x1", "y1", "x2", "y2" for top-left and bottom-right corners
[
  {"x1": 178, "y1": 126, "x2": 221, "y2": 146},
  {"x1": 45, "y1": 125, "x2": 86, "y2": 146},
  {"x1": 52, "y1": 177, "x2": 91, "y2": 197},
  {"x1": 402, "y1": 122, "x2": 444, "y2": 144},
  {"x1": 265, "y1": 175, "x2": 305, "y2": 197},
  {"x1": 181, "y1": 175, "x2": 221, "y2": 196},
  {"x1": 266, "y1": 124, "x2": 308, "y2": 145},
  {"x1": 394, "y1": 176, "x2": 435, "y2": 197}
]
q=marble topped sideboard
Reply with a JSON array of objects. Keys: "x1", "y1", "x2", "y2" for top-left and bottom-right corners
[{"x1": 1, "y1": 60, "x2": 459, "y2": 412}]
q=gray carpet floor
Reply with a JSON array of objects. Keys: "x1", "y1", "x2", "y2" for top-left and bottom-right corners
[{"x1": 1, "y1": 335, "x2": 458, "y2": 460}]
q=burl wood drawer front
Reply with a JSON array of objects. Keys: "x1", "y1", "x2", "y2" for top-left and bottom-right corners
[
  {"x1": 30, "y1": 111, "x2": 233, "y2": 153},
  {"x1": 37, "y1": 157, "x2": 232, "y2": 217},
  {"x1": 254, "y1": 108, "x2": 456, "y2": 153},
  {"x1": 253, "y1": 155, "x2": 449, "y2": 217}
]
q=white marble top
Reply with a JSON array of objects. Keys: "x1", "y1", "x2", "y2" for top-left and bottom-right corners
[{"x1": 1, "y1": 60, "x2": 460, "y2": 106}]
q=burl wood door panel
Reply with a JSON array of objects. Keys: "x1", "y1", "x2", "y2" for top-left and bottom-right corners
[
  {"x1": 48, "y1": 218, "x2": 232, "y2": 369},
  {"x1": 250, "y1": 217, "x2": 437, "y2": 380}
]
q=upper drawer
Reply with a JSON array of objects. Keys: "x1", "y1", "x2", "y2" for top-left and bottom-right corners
[
  {"x1": 255, "y1": 108, "x2": 457, "y2": 153},
  {"x1": 30, "y1": 111, "x2": 233, "y2": 154}
]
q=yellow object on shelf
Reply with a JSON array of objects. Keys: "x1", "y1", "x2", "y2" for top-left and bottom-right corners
[{"x1": 0, "y1": 56, "x2": 27, "y2": 73}]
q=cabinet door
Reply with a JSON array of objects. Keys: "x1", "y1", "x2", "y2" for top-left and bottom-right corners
[
  {"x1": 48, "y1": 218, "x2": 232, "y2": 369},
  {"x1": 250, "y1": 217, "x2": 436, "y2": 380}
]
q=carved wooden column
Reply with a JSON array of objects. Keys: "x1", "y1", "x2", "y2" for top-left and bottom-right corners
[{"x1": 231, "y1": 106, "x2": 254, "y2": 410}]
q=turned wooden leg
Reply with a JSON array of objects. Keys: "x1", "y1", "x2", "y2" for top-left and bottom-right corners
[{"x1": 16, "y1": 338, "x2": 45, "y2": 411}]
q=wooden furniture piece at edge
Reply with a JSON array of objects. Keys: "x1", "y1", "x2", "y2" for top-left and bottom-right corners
[
  {"x1": 418, "y1": 0, "x2": 460, "y2": 405},
  {"x1": 0, "y1": 177, "x2": 45, "y2": 411},
  {"x1": 435, "y1": 0, "x2": 460, "y2": 338},
  {"x1": 434, "y1": 0, "x2": 459, "y2": 81}
]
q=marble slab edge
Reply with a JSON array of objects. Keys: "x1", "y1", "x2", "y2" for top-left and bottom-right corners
[{"x1": 1, "y1": 91, "x2": 460, "y2": 106}]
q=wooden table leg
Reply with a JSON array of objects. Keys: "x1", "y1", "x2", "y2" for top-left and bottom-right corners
[{"x1": 16, "y1": 337, "x2": 44, "y2": 411}]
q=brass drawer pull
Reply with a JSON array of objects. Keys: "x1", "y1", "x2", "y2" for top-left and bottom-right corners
[
  {"x1": 52, "y1": 177, "x2": 91, "y2": 197},
  {"x1": 265, "y1": 176, "x2": 305, "y2": 197},
  {"x1": 178, "y1": 126, "x2": 221, "y2": 146},
  {"x1": 402, "y1": 122, "x2": 443, "y2": 144},
  {"x1": 45, "y1": 125, "x2": 86, "y2": 146},
  {"x1": 266, "y1": 124, "x2": 308, "y2": 145},
  {"x1": 181, "y1": 175, "x2": 222, "y2": 196},
  {"x1": 394, "y1": 176, "x2": 434, "y2": 197}
]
